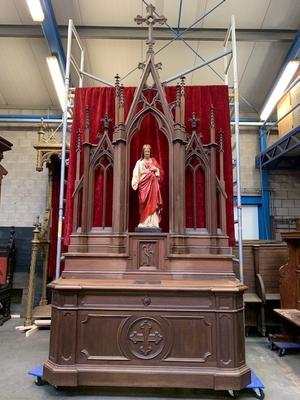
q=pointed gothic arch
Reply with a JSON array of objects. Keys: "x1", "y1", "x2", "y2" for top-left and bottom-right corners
[
  {"x1": 112, "y1": 46, "x2": 186, "y2": 234},
  {"x1": 127, "y1": 113, "x2": 170, "y2": 232},
  {"x1": 89, "y1": 131, "x2": 114, "y2": 229}
]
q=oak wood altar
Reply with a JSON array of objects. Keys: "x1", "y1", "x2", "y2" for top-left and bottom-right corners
[{"x1": 44, "y1": 3, "x2": 250, "y2": 391}]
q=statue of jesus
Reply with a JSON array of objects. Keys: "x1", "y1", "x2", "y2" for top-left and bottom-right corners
[{"x1": 131, "y1": 144, "x2": 163, "y2": 228}]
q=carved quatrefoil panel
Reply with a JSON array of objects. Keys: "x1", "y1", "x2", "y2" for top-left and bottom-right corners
[{"x1": 118, "y1": 316, "x2": 172, "y2": 360}]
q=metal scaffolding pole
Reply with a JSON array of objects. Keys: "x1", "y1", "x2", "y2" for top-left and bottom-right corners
[
  {"x1": 162, "y1": 50, "x2": 232, "y2": 84},
  {"x1": 55, "y1": 20, "x2": 73, "y2": 280},
  {"x1": 55, "y1": 20, "x2": 114, "y2": 279},
  {"x1": 224, "y1": 16, "x2": 243, "y2": 283}
]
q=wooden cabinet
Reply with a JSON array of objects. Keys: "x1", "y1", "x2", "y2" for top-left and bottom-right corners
[
  {"x1": 0, "y1": 136, "x2": 12, "y2": 202},
  {"x1": 44, "y1": 279, "x2": 249, "y2": 389},
  {"x1": 0, "y1": 136, "x2": 14, "y2": 325},
  {"x1": 0, "y1": 229, "x2": 16, "y2": 325}
]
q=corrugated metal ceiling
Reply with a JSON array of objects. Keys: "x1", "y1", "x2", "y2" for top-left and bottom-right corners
[{"x1": 0, "y1": 0, "x2": 299, "y2": 115}]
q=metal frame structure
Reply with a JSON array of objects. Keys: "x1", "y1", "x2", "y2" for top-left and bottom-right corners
[
  {"x1": 254, "y1": 32, "x2": 300, "y2": 240},
  {"x1": 224, "y1": 16, "x2": 243, "y2": 283},
  {"x1": 257, "y1": 124, "x2": 300, "y2": 169},
  {"x1": 55, "y1": 19, "x2": 114, "y2": 279},
  {"x1": 257, "y1": 75, "x2": 300, "y2": 169},
  {"x1": 255, "y1": 76, "x2": 300, "y2": 240},
  {"x1": 56, "y1": 4, "x2": 242, "y2": 281}
]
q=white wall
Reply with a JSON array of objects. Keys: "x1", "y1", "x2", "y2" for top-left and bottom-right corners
[{"x1": 0, "y1": 130, "x2": 48, "y2": 227}]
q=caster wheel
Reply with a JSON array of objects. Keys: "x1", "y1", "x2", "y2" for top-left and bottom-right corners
[
  {"x1": 270, "y1": 342, "x2": 275, "y2": 350},
  {"x1": 278, "y1": 348, "x2": 285, "y2": 357},
  {"x1": 34, "y1": 376, "x2": 45, "y2": 386},
  {"x1": 228, "y1": 389, "x2": 239, "y2": 398},
  {"x1": 254, "y1": 388, "x2": 265, "y2": 399}
]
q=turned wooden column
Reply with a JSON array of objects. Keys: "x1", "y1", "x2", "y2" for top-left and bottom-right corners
[
  {"x1": 218, "y1": 130, "x2": 227, "y2": 234},
  {"x1": 24, "y1": 218, "x2": 41, "y2": 326},
  {"x1": 208, "y1": 107, "x2": 218, "y2": 235},
  {"x1": 112, "y1": 79, "x2": 127, "y2": 233},
  {"x1": 39, "y1": 167, "x2": 52, "y2": 306},
  {"x1": 73, "y1": 131, "x2": 82, "y2": 232},
  {"x1": 172, "y1": 80, "x2": 186, "y2": 234},
  {"x1": 81, "y1": 109, "x2": 93, "y2": 234}
]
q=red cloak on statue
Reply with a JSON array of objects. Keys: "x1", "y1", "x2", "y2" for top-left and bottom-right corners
[{"x1": 134, "y1": 158, "x2": 163, "y2": 224}]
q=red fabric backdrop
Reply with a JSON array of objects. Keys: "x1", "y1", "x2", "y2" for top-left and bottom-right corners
[{"x1": 64, "y1": 85, "x2": 234, "y2": 245}]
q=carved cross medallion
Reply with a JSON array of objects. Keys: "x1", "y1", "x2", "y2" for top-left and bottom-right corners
[{"x1": 129, "y1": 319, "x2": 163, "y2": 356}]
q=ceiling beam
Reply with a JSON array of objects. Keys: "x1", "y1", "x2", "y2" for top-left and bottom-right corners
[
  {"x1": 0, "y1": 25, "x2": 296, "y2": 42},
  {"x1": 41, "y1": 0, "x2": 66, "y2": 74}
]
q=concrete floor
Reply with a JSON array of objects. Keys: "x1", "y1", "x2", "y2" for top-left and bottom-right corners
[{"x1": 0, "y1": 318, "x2": 299, "y2": 400}]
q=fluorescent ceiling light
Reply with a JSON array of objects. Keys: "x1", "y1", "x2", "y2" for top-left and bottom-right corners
[
  {"x1": 260, "y1": 60, "x2": 299, "y2": 121},
  {"x1": 230, "y1": 121, "x2": 271, "y2": 126},
  {"x1": 47, "y1": 56, "x2": 66, "y2": 111},
  {"x1": 26, "y1": 0, "x2": 45, "y2": 22}
]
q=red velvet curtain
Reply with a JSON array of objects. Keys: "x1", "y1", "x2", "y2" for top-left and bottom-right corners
[
  {"x1": 129, "y1": 114, "x2": 169, "y2": 232},
  {"x1": 64, "y1": 85, "x2": 234, "y2": 245}
]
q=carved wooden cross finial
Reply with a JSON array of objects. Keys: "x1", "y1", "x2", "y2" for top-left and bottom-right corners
[
  {"x1": 135, "y1": 3, "x2": 166, "y2": 54},
  {"x1": 101, "y1": 114, "x2": 112, "y2": 130},
  {"x1": 97, "y1": 114, "x2": 112, "y2": 139},
  {"x1": 188, "y1": 112, "x2": 203, "y2": 140},
  {"x1": 189, "y1": 112, "x2": 199, "y2": 131}
]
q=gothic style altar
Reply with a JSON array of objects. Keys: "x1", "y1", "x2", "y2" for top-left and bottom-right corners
[{"x1": 44, "y1": 4, "x2": 250, "y2": 390}]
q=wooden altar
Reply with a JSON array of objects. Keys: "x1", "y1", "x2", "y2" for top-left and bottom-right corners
[{"x1": 44, "y1": 4, "x2": 250, "y2": 390}]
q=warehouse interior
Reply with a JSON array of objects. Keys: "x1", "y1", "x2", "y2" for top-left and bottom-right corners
[{"x1": 0, "y1": 0, "x2": 300, "y2": 399}]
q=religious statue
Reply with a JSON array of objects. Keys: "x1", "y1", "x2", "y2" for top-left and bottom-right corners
[{"x1": 131, "y1": 144, "x2": 163, "y2": 229}]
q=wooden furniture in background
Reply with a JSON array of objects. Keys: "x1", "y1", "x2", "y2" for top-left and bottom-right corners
[
  {"x1": 0, "y1": 228, "x2": 16, "y2": 325},
  {"x1": 0, "y1": 136, "x2": 14, "y2": 325},
  {"x1": 273, "y1": 223, "x2": 300, "y2": 341},
  {"x1": 253, "y1": 243, "x2": 287, "y2": 333},
  {"x1": 235, "y1": 243, "x2": 264, "y2": 335},
  {"x1": 18, "y1": 121, "x2": 63, "y2": 335},
  {"x1": 0, "y1": 136, "x2": 12, "y2": 202},
  {"x1": 234, "y1": 241, "x2": 288, "y2": 335}
]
